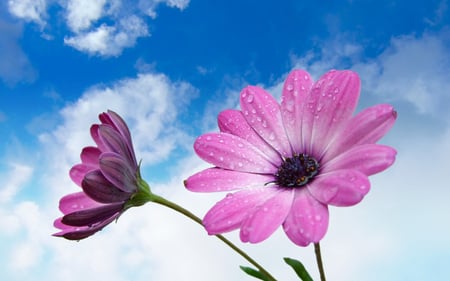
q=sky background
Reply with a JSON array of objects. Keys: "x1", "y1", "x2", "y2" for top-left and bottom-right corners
[{"x1": 1, "y1": 0, "x2": 449, "y2": 280}]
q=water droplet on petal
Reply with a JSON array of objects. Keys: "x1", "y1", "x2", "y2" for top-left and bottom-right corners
[
  {"x1": 246, "y1": 94, "x2": 254, "y2": 103},
  {"x1": 286, "y1": 84, "x2": 294, "y2": 91}
]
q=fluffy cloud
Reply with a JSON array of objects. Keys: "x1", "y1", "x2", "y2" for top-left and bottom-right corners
[
  {"x1": 7, "y1": 0, "x2": 191, "y2": 56},
  {"x1": 64, "y1": 15, "x2": 149, "y2": 56},
  {"x1": 354, "y1": 32, "x2": 450, "y2": 118},
  {"x1": 65, "y1": 0, "x2": 107, "y2": 32},
  {"x1": 0, "y1": 163, "x2": 33, "y2": 204},
  {"x1": 139, "y1": 0, "x2": 190, "y2": 18},
  {"x1": 8, "y1": 0, "x2": 47, "y2": 26},
  {"x1": 292, "y1": 31, "x2": 450, "y2": 120}
]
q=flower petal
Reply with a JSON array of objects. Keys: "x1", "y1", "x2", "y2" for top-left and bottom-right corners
[
  {"x1": 185, "y1": 167, "x2": 274, "y2": 192},
  {"x1": 82, "y1": 170, "x2": 131, "y2": 203},
  {"x1": 194, "y1": 133, "x2": 278, "y2": 174},
  {"x1": 240, "y1": 188, "x2": 294, "y2": 243},
  {"x1": 240, "y1": 86, "x2": 292, "y2": 157},
  {"x1": 90, "y1": 124, "x2": 108, "y2": 152},
  {"x1": 203, "y1": 187, "x2": 275, "y2": 235},
  {"x1": 59, "y1": 191, "x2": 102, "y2": 214},
  {"x1": 283, "y1": 189, "x2": 329, "y2": 246},
  {"x1": 218, "y1": 109, "x2": 280, "y2": 162},
  {"x1": 69, "y1": 147, "x2": 102, "y2": 186},
  {"x1": 70, "y1": 164, "x2": 95, "y2": 187},
  {"x1": 308, "y1": 169, "x2": 370, "y2": 207},
  {"x1": 99, "y1": 152, "x2": 137, "y2": 193},
  {"x1": 323, "y1": 104, "x2": 397, "y2": 161},
  {"x1": 100, "y1": 110, "x2": 137, "y2": 165},
  {"x1": 53, "y1": 215, "x2": 116, "y2": 240},
  {"x1": 302, "y1": 70, "x2": 360, "y2": 158},
  {"x1": 323, "y1": 144, "x2": 397, "y2": 176},
  {"x1": 61, "y1": 203, "x2": 122, "y2": 226},
  {"x1": 80, "y1": 146, "x2": 101, "y2": 165},
  {"x1": 99, "y1": 125, "x2": 137, "y2": 169},
  {"x1": 281, "y1": 69, "x2": 313, "y2": 153}
]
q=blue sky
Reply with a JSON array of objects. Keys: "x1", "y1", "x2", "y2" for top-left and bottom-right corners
[{"x1": 1, "y1": 0, "x2": 450, "y2": 280}]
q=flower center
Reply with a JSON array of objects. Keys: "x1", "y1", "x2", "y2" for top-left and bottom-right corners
[{"x1": 275, "y1": 153, "x2": 319, "y2": 188}]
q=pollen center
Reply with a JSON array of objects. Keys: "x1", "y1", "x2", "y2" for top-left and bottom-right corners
[{"x1": 275, "y1": 153, "x2": 319, "y2": 188}]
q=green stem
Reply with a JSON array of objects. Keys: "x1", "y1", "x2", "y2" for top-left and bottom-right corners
[
  {"x1": 150, "y1": 193, "x2": 277, "y2": 281},
  {"x1": 314, "y1": 243, "x2": 326, "y2": 281}
]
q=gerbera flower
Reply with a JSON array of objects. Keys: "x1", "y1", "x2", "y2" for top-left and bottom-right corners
[
  {"x1": 54, "y1": 110, "x2": 151, "y2": 240},
  {"x1": 185, "y1": 69, "x2": 397, "y2": 246}
]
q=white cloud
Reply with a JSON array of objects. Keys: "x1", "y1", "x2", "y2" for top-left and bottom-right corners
[
  {"x1": 8, "y1": 0, "x2": 47, "y2": 26},
  {"x1": 39, "y1": 71, "x2": 197, "y2": 188},
  {"x1": 64, "y1": 15, "x2": 149, "y2": 56},
  {"x1": 66, "y1": 0, "x2": 107, "y2": 32},
  {"x1": 139, "y1": 0, "x2": 190, "y2": 18},
  {"x1": 0, "y1": 163, "x2": 33, "y2": 204},
  {"x1": 292, "y1": 31, "x2": 450, "y2": 121},
  {"x1": 7, "y1": 0, "x2": 191, "y2": 56},
  {"x1": 354, "y1": 32, "x2": 450, "y2": 117}
]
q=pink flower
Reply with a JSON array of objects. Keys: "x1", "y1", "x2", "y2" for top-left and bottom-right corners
[
  {"x1": 185, "y1": 69, "x2": 397, "y2": 246},
  {"x1": 53, "y1": 110, "x2": 150, "y2": 240}
]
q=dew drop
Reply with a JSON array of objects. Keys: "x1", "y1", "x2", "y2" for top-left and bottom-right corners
[
  {"x1": 286, "y1": 84, "x2": 294, "y2": 91},
  {"x1": 262, "y1": 120, "x2": 268, "y2": 128},
  {"x1": 268, "y1": 132, "x2": 276, "y2": 141},
  {"x1": 246, "y1": 94, "x2": 254, "y2": 103},
  {"x1": 238, "y1": 162, "x2": 243, "y2": 167},
  {"x1": 284, "y1": 100, "x2": 294, "y2": 112}
]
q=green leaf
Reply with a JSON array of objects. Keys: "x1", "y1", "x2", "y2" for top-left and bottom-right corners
[
  {"x1": 284, "y1": 257, "x2": 314, "y2": 281},
  {"x1": 240, "y1": 266, "x2": 272, "y2": 281}
]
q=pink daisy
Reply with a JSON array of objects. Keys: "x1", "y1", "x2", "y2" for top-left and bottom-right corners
[
  {"x1": 54, "y1": 110, "x2": 146, "y2": 240},
  {"x1": 185, "y1": 69, "x2": 397, "y2": 246}
]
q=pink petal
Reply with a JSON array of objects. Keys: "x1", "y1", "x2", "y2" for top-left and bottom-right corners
[
  {"x1": 240, "y1": 188, "x2": 294, "y2": 243},
  {"x1": 81, "y1": 170, "x2": 131, "y2": 203},
  {"x1": 218, "y1": 109, "x2": 280, "y2": 163},
  {"x1": 53, "y1": 215, "x2": 116, "y2": 240},
  {"x1": 80, "y1": 146, "x2": 101, "y2": 165},
  {"x1": 99, "y1": 125, "x2": 137, "y2": 169},
  {"x1": 281, "y1": 70, "x2": 313, "y2": 153},
  {"x1": 302, "y1": 70, "x2": 360, "y2": 158},
  {"x1": 308, "y1": 169, "x2": 370, "y2": 207},
  {"x1": 61, "y1": 203, "x2": 122, "y2": 226},
  {"x1": 323, "y1": 104, "x2": 397, "y2": 161},
  {"x1": 100, "y1": 110, "x2": 137, "y2": 165},
  {"x1": 59, "y1": 191, "x2": 103, "y2": 214},
  {"x1": 204, "y1": 187, "x2": 275, "y2": 235},
  {"x1": 70, "y1": 164, "x2": 97, "y2": 186},
  {"x1": 90, "y1": 124, "x2": 108, "y2": 152},
  {"x1": 185, "y1": 167, "x2": 274, "y2": 192},
  {"x1": 99, "y1": 152, "x2": 137, "y2": 193},
  {"x1": 240, "y1": 86, "x2": 293, "y2": 158},
  {"x1": 194, "y1": 132, "x2": 277, "y2": 174},
  {"x1": 323, "y1": 144, "x2": 397, "y2": 176},
  {"x1": 282, "y1": 189, "x2": 329, "y2": 246}
]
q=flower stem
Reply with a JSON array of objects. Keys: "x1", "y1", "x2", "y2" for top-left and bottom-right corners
[
  {"x1": 150, "y1": 193, "x2": 277, "y2": 281},
  {"x1": 314, "y1": 243, "x2": 326, "y2": 281}
]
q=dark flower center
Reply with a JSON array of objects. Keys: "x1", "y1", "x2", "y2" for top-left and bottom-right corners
[{"x1": 275, "y1": 153, "x2": 319, "y2": 188}]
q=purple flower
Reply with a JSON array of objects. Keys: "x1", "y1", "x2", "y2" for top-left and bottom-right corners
[
  {"x1": 54, "y1": 110, "x2": 150, "y2": 240},
  {"x1": 185, "y1": 69, "x2": 397, "y2": 246}
]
